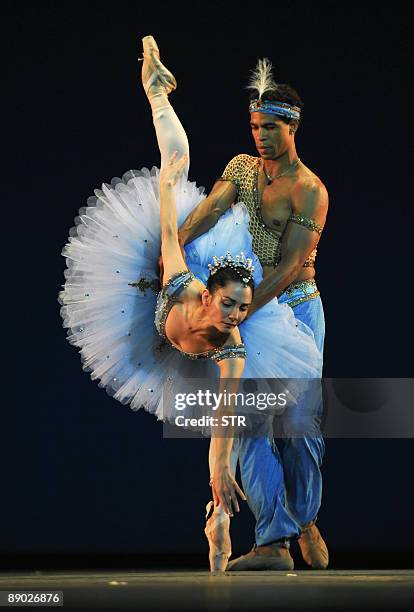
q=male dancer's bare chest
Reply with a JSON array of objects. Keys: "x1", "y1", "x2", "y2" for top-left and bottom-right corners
[
  {"x1": 237, "y1": 160, "x2": 297, "y2": 236},
  {"x1": 258, "y1": 178, "x2": 293, "y2": 235},
  {"x1": 237, "y1": 163, "x2": 313, "y2": 280},
  {"x1": 258, "y1": 182, "x2": 297, "y2": 279}
]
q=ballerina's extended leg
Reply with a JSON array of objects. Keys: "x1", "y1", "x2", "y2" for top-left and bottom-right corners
[{"x1": 141, "y1": 35, "x2": 190, "y2": 178}]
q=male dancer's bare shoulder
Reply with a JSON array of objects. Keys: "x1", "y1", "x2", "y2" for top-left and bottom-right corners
[{"x1": 290, "y1": 162, "x2": 329, "y2": 226}]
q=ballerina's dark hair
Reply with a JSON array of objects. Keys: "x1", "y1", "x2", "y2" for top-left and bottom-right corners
[{"x1": 206, "y1": 266, "x2": 255, "y2": 296}]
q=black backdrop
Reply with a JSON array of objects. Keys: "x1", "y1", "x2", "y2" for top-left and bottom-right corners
[{"x1": 3, "y1": 2, "x2": 412, "y2": 567}]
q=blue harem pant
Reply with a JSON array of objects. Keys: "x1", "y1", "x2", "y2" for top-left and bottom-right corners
[{"x1": 234, "y1": 282, "x2": 325, "y2": 546}]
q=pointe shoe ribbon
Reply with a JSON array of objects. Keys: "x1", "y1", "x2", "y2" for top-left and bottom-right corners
[
  {"x1": 148, "y1": 50, "x2": 177, "y2": 95},
  {"x1": 141, "y1": 64, "x2": 162, "y2": 97}
]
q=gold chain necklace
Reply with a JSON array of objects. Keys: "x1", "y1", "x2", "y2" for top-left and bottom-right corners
[{"x1": 262, "y1": 157, "x2": 301, "y2": 184}]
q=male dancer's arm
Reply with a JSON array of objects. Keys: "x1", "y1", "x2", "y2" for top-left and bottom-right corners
[
  {"x1": 177, "y1": 180, "x2": 237, "y2": 247},
  {"x1": 158, "y1": 180, "x2": 236, "y2": 280},
  {"x1": 247, "y1": 181, "x2": 329, "y2": 318}
]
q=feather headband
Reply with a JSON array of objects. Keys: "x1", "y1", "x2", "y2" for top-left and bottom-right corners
[
  {"x1": 247, "y1": 58, "x2": 301, "y2": 121},
  {"x1": 246, "y1": 57, "x2": 278, "y2": 100}
]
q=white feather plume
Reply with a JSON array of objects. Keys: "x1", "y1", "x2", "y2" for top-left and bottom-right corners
[{"x1": 246, "y1": 58, "x2": 278, "y2": 99}]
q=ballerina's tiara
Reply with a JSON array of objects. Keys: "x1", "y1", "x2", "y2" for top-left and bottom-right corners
[
  {"x1": 249, "y1": 99, "x2": 301, "y2": 121},
  {"x1": 208, "y1": 251, "x2": 255, "y2": 286}
]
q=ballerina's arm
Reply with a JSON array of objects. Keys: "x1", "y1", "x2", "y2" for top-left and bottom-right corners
[
  {"x1": 209, "y1": 327, "x2": 247, "y2": 516},
  {"x1": 210, "y1": 356, "x2": 247, "y2": 516}
]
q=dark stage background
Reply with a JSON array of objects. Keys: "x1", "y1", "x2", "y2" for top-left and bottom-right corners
[{"x1": 3, "y1": 2, "x2": 412, "y2": 568}]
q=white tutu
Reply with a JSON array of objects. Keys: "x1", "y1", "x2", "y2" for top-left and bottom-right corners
[{"x1": 58, "y1": 166, "x2": 321, "y2": 431}]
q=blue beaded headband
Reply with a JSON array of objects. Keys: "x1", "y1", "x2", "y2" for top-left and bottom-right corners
[{"x1": 249, "y1": 99, "x2": 301, "y2": 121}]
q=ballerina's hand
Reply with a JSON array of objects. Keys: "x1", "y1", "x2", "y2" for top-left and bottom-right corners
[
  {"x1": 160, "y1": 151, "x2": 188, "y2": 187},
  {"x1": 211, "y1": 465, "x2": 247, "y2": 517}
]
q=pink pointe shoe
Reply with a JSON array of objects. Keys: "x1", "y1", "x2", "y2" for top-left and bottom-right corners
[
  {"x1": 140, "y1": 35, "x2": 177, "y2": 96},
  {"x1": 204, "y1": 501, "x2": 231, "y2": 574}
]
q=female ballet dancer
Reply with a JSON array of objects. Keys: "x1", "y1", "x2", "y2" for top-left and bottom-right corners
[{"x1": 58, "y1": 35, "x2": 321, "y2": 572}]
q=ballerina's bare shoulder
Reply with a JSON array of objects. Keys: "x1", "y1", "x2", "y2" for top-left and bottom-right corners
[{"x1": 164, "y1": 277, "x2": 240, "y2": 354}]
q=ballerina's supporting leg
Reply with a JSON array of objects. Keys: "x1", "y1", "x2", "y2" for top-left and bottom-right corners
[
  {"x1": 141, "y1": 36, "x2": 190, "y2": 178},
  {"x1": 205, "y1": 439, "x2": 240, "y2": 573}
]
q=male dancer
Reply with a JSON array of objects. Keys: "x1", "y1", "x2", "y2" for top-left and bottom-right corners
[{"x1": 178, "y1": 59, "x2": 329, "y2": 570}]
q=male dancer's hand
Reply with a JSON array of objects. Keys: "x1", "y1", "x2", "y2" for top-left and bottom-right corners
[{"x1": 211, "y1": 465, "x2": 246, "y2": 517}]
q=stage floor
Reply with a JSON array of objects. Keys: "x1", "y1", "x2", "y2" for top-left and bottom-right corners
[{"x1": 1, "y1": 569, "x2": 413, "y2": 611}]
